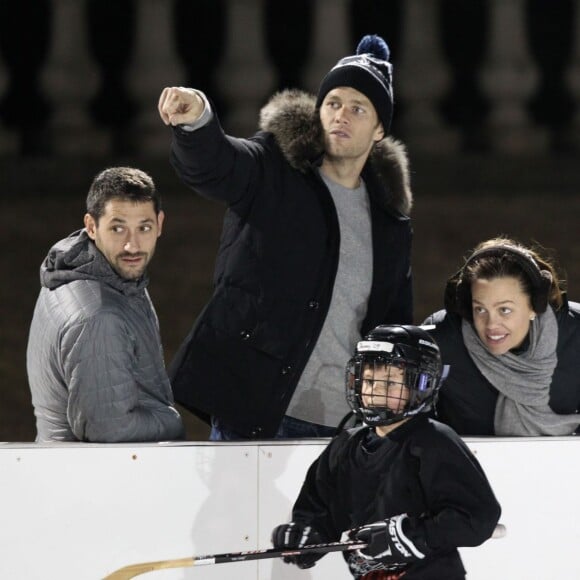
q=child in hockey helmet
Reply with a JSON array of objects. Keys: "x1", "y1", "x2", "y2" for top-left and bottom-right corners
[
  {"x1": 346, "y1": 325, "x2": 442, "y2": 432},
  {"x1": 272, "y1": 325, "x2": 500, "y2": 579}
]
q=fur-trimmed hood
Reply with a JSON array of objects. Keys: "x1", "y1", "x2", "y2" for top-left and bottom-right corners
[{"x1": 259, "y1": 90, "x2": 412, "y2": 215}]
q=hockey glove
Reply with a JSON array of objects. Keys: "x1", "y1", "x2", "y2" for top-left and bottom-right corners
[
  {"x1": 271, "y1": 522, "x2": 324, "y2": 569},
  {"x1": 347, "y1": 514, "x2": 426, "y2": 572}
]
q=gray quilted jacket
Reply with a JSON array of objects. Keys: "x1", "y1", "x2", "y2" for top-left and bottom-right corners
[{"x1": 26, "y1": 229, "x2": 185, "y2": 442}]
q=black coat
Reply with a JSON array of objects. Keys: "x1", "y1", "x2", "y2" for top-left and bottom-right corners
[
  {"x1": 424, "y1": 299, "x2": 580, "y2": 435},
  {"x1": 168, "y1": 91, "x2": 414, "y2": 437},
  {"x1": 291, "y1": 417, "x2": 501, "y2": 579}
]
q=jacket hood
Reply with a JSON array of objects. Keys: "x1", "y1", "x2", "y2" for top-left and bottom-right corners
[
  {"x1": 40, "y1": 229, "x2": 148, "y2": 295},
  {"x1": 258, "y1": 89, "x2": 413, "y2": 215}
]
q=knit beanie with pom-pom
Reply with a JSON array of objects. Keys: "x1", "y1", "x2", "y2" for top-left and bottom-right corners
[{"x1": 316, "y1": 34, "x2": 394, "y2": 132}]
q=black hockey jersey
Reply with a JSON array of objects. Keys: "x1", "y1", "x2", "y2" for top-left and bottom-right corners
[{"x1": 291, "y1": 415, "x2": 501, "y2": 579}]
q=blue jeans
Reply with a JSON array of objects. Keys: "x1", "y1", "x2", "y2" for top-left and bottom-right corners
[{"x1": 209, "y1": 415, "x2": 337, "y2": 441}]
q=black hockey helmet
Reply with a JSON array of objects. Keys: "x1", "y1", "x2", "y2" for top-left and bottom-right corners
[{"x1": 345, "y1": 325, "x2": 442, "y2": 427}]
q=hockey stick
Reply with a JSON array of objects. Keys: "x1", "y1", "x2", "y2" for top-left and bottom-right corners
[
  {"x1": 492, "y1": 523, "x2": 506, "y2": 539},
  {"x1": 102, "y1": 539, "x2": 367, "y2": 580},
  {"x1": 103, "y1": 524, "x2": 507, "y2": 579}
]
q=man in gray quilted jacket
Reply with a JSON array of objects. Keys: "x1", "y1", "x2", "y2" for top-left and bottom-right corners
[{"x1": 26, "y1": 167, "x2": 185, "y2": 442}]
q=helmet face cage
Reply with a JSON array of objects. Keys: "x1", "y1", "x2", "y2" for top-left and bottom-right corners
[{"x1": 345, "y1": 330, "x2": 442, "y2": 427}]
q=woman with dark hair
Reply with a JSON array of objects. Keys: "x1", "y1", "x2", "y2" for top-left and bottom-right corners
[{"x1": 423, "y1": 237, "x2": 580, "y2": 436}]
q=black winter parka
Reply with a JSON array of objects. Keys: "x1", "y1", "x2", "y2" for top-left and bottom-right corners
[{"x1": 168, "y1": 91, "x2": 414, "y2": 437}]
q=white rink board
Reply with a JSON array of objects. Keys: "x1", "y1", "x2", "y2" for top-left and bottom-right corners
[
  {"x1": 0, "y1": 437, "x2": 579, "y2": 579},
  {"x1": 0, "y1": 444, "x2": 260, "y2": 580}
]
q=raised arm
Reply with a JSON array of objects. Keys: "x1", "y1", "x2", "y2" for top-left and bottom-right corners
[
  {"x1": 158, "y1": 86, "x2": 205, "y2": 126},
  {"x1": 158, "y1": 84, "x2": 268, "y2": 207}
]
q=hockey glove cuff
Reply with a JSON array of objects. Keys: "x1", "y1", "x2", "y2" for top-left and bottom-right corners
[
  {"x1": 271, "y1": 522, "x2": 324, "y2": 569},
  {"x1": 349, "y1": 514, "x2": 426, "y2": 570}
]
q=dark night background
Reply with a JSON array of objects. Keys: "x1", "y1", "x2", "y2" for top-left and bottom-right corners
[{"x1": 1, "y1": 0, "x2": 580, "y2": 442}]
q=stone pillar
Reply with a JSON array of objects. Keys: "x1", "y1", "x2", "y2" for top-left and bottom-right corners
[
  {"x1": 304, "y1": 0, "x2": 350, "y2": 94},
  {"x1": 215, "y1": 0, "x2": 274, "y2": 136},
  {"x1": 481, "y1": 0, "x2": 543, "y2": 153},
  {"x1": 43, "y1": 0, "x2": 105, "y2": 156},
  {"x1": 129, "y1": 0, "x2": 184, "y2": 156},
  {"x1": 396, "y1": 0, "x2": 455, "y2": 153}
]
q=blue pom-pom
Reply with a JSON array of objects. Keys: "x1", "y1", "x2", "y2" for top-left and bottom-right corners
[{"x1": 356, "y1": 34, "x2": 390, "y2": 61}]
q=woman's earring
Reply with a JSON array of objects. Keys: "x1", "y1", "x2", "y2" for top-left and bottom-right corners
[{"x1": 530, "y1": 314, "x2": 536, "y2": 321}]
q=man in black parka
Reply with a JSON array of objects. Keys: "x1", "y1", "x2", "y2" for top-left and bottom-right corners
[{"x1": 158, "y1": 35, "x2": 414, "y2": 439}]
